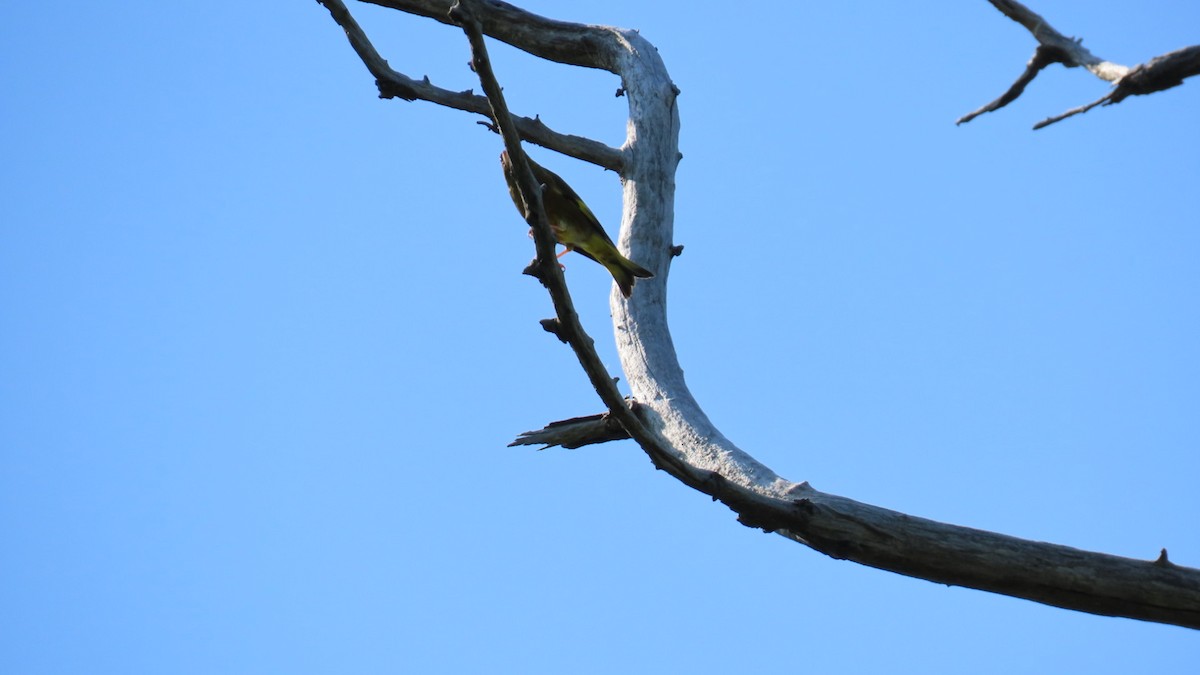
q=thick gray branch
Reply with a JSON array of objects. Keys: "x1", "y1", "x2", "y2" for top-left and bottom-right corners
[{"x1": 320, "y1": 0, "x2": 1200, "y2": 629}]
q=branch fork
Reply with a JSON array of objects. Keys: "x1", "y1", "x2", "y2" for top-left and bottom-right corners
[{"x1": 960, "y1": 0, "x2": 1199, "y2": 128}]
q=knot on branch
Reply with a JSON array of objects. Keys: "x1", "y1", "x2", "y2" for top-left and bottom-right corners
[
  {"x1": 1033, "y1": 44, "x2": 1072, "y2": 68},
  {"x1": 447, "y1": 0, "x2": 480, "y2": 28},
  {"x1": 376, "y1": 78, "x2": 418, "y2": 101},
  {"x1": 539, "y1": 318, "x2": 567, "y2": 342}
]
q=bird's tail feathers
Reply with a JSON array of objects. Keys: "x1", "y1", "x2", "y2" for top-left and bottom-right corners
[{"x1": 605, "y1": 256, "x2": 654, "y2": 298}]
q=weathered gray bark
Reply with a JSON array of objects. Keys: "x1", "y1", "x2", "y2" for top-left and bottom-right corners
[{"x1": 317, "y1": 0, "x2": 1200, "y2": 629}]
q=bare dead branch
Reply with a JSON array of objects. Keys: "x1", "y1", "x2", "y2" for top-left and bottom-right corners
[
  {"x1": 508, "y1": 410, "x2": 633, "y2": 449},
  {"x1": 1032, "y1": 91, "x2": 1116, "y2": 129},
  {"x1": 985, "y1": 0, "x2": 1129, "y2": 81},
  {"x1": 1110, "y1": 45, "x2": 1200, "y2": 101},
  {"x1": 965, "y1": 1, "x2": 1197, "y2": 129},
  {"x1": 363, "y1": 0, "x2": 620, "y2": 70},
  {"x1": 445, "y1": 0, "x2": 702, "y2": 489},
  {"x1": 316, "y1": 0, "x2": 622, "y2": 170},
  {"x1": 442, "y1": 2, "x2": 569, "y2": 309},
  {"x1": 956, "y1": 45, "x2": 1070, "y2": 125},
  {"x1": 319, "y1": 0, "x2": 1200, "y2": 629},
  {"x1": 1029, "y1": 45, "x2": 1200, "y2": 129}
]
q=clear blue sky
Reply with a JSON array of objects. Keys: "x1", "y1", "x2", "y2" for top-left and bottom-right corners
[{"x1": 3, "y1": 1, "x2": 1198, "y2": 673}]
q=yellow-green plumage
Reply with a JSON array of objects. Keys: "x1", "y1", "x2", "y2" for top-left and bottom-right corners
[{"x1": 501, "y1": 150, "x2": 653, "y2": 298}]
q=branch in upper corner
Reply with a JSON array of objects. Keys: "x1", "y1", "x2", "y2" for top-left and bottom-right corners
[
  {"x1": 983, "y1": 0, "x2": 1128, "y2": 81},
  {"x1": 957, "y1": 44, "x2": 1070, "y2": 125},
  {"x1": 966, "y1": 0, "x2": 1197, "y2": 128},
  {"x1": 316, "y1": 0, "x2": 622, "y2": 171}
]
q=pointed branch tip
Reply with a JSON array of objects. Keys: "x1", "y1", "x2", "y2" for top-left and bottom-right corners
[{"x1": 1154, "y1": 548, "x2": 1174, "y2": 568}]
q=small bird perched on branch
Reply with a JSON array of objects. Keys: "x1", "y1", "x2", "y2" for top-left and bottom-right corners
[{"x1": 501, "y1": 150, "x2": 653, "y2": 297}]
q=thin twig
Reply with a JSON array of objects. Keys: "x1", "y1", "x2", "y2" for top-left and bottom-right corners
[
  {"x1": 315, "y1": 0, "x2": 622, "y2": 171},
  {"x1": 957, "y1": 44, "x2": 1071, "y2": 124},
  {"x1": 1032, "y1": 91, "x2": 1115, "y2": 129}
]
